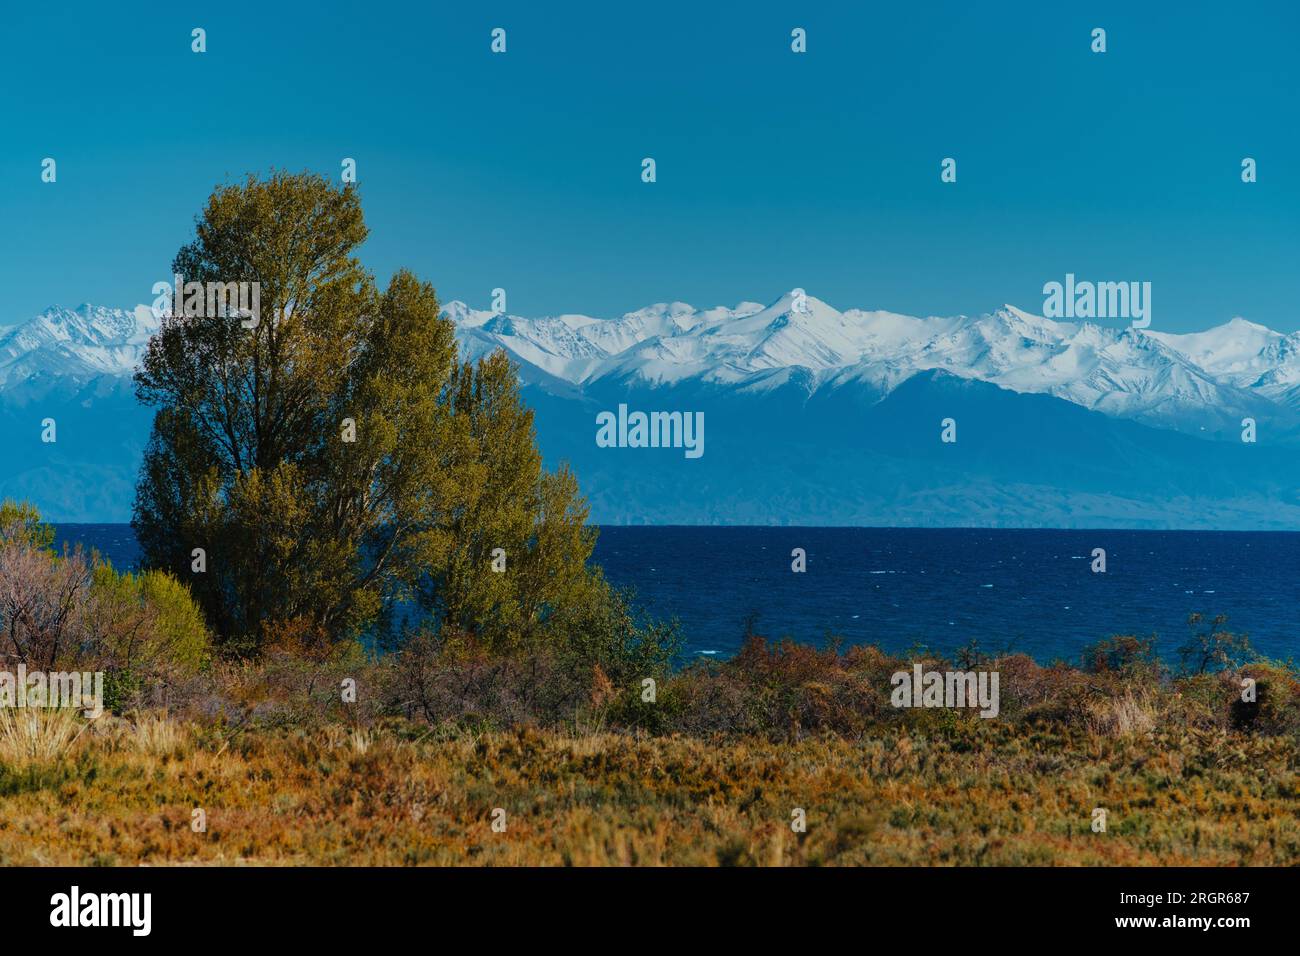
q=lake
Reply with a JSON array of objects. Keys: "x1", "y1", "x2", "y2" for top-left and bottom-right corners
[{"x1": 54, "y1": 524, "x2": 1300, "y2": 663}]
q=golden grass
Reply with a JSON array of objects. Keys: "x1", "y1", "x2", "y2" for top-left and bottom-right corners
[
  {"x1": 349, "y1": 727, "x2": 372, "y2": 755},
  {"x1": 0, "y1": 707, "x2": 87, "y2": 768},
  {"x1": 1084, "y1": 690, "x2": 1160, "y2": 738},
  {"x1": 128, "y1": 711, "x2": 189, "y2": 757},
  {"x1": 0, "y1": 719, "x2": 1295, "y2": 866}
]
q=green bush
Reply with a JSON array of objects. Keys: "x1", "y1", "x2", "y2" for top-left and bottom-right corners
[
  {"x1": 138, "y1": 570, "x2": 211, "y2": 673},
  {"x1": 0, "y1": 499, "x2": 54, "y2": 551},
  {"x1": 87, "y1": 564, "x2": 211, "y2": 677},
  {"x1": 1079, "y1": 634, "x2": 1160, "y2": 677}
]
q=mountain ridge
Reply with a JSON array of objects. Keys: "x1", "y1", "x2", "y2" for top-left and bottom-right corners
[
  {"x1": 446, "y1": 293, "x2": 1300, "y2": 442},
  {"x1": 2, "y1": 294, "x2": 1298, "y2": 526}
]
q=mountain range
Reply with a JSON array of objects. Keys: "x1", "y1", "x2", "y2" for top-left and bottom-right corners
[{"x1": 3, "y1": 295, "x2": 1298, "y2": 527}]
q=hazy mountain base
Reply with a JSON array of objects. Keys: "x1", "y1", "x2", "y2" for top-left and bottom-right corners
[
  {"x1": 0, "y1": 377, "x2": 150, "y2": 522},
  {"x1": 582, "y1": 480, "x2": 1300, "y2": 531},
  {"x1": 4, "y1": 361, "x2": 1298, "y2": 527},
  {"x1": 526, "y1": 371, "x2": 1300, "y2": 530}
]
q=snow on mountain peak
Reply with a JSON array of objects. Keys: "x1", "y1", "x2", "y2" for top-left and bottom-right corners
[
  {"x1": 0, "y1": 303, "x2": 158, "y2": 388},
  {"x1": 437, "y1": 292, "x2": 1299, "y2": 434},
  {"x1": 3, "y1": 293, "x2": 1295, "y2": 440}
]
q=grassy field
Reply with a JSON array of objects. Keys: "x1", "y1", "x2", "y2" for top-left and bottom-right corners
[{"x1": 1, "y1": 711, "x2": 1296, "y2": 866}]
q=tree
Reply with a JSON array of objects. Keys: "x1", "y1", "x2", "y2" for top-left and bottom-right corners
[
  {"x1": 1177, "y1": 612, "x2": 1254, "y2": 675},
  {"x1": 0, "y1": 500, "x2": 55, "y2": 552},
  {"x1": 416, "y1": 351, "x2": 601, "y2": 651},
  {"x1": 1080, "y1": 633, "x2": 1159, "y2": 676},
  {"x1": 134, "y1": 171, "x2": 612, "y2": 657}
]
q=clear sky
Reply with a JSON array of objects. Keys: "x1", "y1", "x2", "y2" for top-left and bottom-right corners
[{"x1": 1, "y1": 0, "x2": 1297, "y2": 332}]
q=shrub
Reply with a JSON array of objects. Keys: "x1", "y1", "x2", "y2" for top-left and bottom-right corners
[
  {"x1": 0, "y1": 518, "x2": 92, "y2": 669},
  {"x1": 385, "y1": 630, "x2": 588, "y2": 730},
  {"x1": 1177, "y1": 613, "x2": 1255, "y2": 675},
  {"x1": 658, "y1": 631, "x2": 898, "y2": 740},
  {"x1": 1226, "y1": 662, "x2": 1300, "y2": 735},
  {"x1": 138, "y1": 571, "x2": 210, "y2": 672},
  {"x1": 85, "y1": 564, "x2": 211, "y2": 679},
  {"x1": 0, "y1": 500, "x2": 54, "y2": 551},
  {"x1": 0, "y1": 502, "x2": 213, "y2": 709},
  {"x1": 1080, "y1": 634, "x2": 1160, "y2": 677}
]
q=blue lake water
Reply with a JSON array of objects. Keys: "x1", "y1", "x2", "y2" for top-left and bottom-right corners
[{"x1": 55, "y1": 524, "x2": 1300, "y2": 664}]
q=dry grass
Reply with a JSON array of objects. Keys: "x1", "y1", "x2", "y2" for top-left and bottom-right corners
[
  {"x1": 1084, "y1": 690, "x2": 1159, "y2": 738},
  {"x1": 128, "y1": 711, "x2": 189, "y2": 757},
  {"x1": 1, "y1": 636, "x2": 1297, "y2": 866},
  {"x1": 0, "y1": 707, "x2": 87, "y2": 768},
  {"x1": 0, "y1": 718, "x2": 1295, "y2": 866},
  {"x1": 349, "y1": 727, "x2": 372, "y2": 755}
]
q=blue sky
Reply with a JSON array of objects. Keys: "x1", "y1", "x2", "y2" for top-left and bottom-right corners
[{"x1": 1, "y1": 0, "x2": 1297, "y2": 332}]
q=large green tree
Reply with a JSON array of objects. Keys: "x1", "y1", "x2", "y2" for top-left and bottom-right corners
[{"x1": 133, "y1": 171, "x2": 600, "y2": 654}]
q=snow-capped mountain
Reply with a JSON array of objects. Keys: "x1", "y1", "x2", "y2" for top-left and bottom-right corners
[
  {"x1": 0, "y1": 305, "x2": 159, "y2": 521},
  {"x1": 446, "y1": 292, "x2": 1300, "y2": 440},
  {"x1": 5, "y1": 294, "x2": 1295, "y2": 436},
  {"x1": 3, "y1": 293, "x2": 1299, "y2": 527},
  {"x1": 0, "y1": 304, "x2": 159, "y2": 391}
]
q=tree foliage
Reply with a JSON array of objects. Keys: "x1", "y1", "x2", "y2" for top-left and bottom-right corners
[
  {"x1": 133, "y1": 171, "x2": 628, "y2": 658},
  {"x1": 1177, "y1": 612, "x2": 1254, "y2": 675}
]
